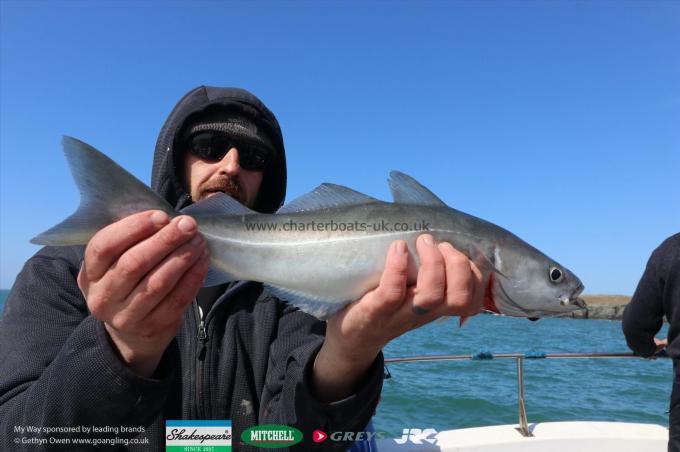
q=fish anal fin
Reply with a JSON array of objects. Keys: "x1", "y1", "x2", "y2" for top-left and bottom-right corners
[
  {"x1": 203, "y1": 265, "x2": 238, "y2": 287},
  {"x1": 264, "y1": 284, "x2": 348, "y2": 320}
]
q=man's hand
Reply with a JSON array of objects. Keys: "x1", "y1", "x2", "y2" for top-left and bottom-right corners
[
  {"x1": 313, "y1": 234, "x2": 484, "y2": 401},
  {"x1": 654, "y1": 337, "x2": 668, "y2": 355},
  {"x1": 77, "y1": 210, "x2": 210, "y2": 377}
]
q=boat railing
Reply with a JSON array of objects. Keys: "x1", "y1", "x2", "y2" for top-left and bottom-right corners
[{"x1": 384, "y1": 350, "x2": 670, "y2": 437}]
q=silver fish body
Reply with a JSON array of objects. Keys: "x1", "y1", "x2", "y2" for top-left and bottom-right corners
[{"x1": 33, "y1": 137, "x2": 586, "y2": 320}]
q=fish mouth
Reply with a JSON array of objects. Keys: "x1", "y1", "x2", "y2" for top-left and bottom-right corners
[
  {"x1": 572, "y1": 297, "x2": 587, "y2": 310},
  {"x1": 558, "y1": 283, "x2": 587, "y2": 311},
  {"x1": 561, "y1": 296, "x2": 587, "y2": 310},
  {"x1": 573, "y1": 282, "x2": 586, "y2": 310}
]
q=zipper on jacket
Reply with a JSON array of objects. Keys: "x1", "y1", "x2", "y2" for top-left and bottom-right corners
[
  {"x1": 191, "y1": 282, "x2": 250, "y2": 418},
  {"x1": 193, "y1": 300, "x2": 208, "y2": 418},
  {"x1": 178, "y1": 193, "x2": 193, "y2": 210}
]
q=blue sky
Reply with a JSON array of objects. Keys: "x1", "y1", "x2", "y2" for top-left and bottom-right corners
[{"x1": 1, "y1": 1, "x2": 678, "y2": 294}]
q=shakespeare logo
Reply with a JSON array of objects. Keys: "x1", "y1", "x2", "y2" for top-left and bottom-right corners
[{"x1": 165, "y1": 420, "x2": 232, "y2": 451}]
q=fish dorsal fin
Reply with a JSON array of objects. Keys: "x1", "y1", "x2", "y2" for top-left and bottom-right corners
[
  {"x1": 277, "y1": 183, "x2": 378, "y2": 213},
  {"x1": 180, "y1": 192, "x2": 256, "y2": 216},
  {"x1": 388, "y1": 171, "x2": 447, "y2": 207}
]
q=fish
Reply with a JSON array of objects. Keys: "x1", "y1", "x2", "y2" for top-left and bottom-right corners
[{"x1": 32, "y1": 136, "x2": 586, "y2": 320}]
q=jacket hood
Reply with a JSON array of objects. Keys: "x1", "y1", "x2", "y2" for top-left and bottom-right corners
[{"x1": 151, "y1": 86, "x2": 287, "y2": 213}]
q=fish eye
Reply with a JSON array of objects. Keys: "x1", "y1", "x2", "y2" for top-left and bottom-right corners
[{"x1": 549, "y1": 267, "x2": 563, "y2": 283}]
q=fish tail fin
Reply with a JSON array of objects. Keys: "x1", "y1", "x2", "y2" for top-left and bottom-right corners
[{"x1": 31, "y1": 136, "x2": 174, "y2": 246}]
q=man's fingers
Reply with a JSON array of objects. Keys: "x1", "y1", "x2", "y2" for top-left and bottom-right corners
[
  {"x1": 110, "y1": 234, "x2": 208, "y2": 329},
  {"x1": 83, "y1": 211, "x2": 170, "y2": 282},
  {"x1": 439, "y1": 242, "x2": 481, "y2": 317},
  {"x1": 93, "y1": 216, "x2": 200, "y2": 304},
  {"x1": 143, "y1": 249, "x2": 211, "y2": 336},
  {"x1": 469, "y1": 261, "x2": 486, "y2": 315},
  {"x1": 369, "y1": 241, "x2": 409, "y2": 315},
  {"x1": 412, "y1": 234, "x2": 446, "y2": 314}
]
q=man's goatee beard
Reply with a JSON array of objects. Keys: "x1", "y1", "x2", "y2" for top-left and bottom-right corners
[{"x1": 199, "y1": 176, "x2": 244, "y2": 204}]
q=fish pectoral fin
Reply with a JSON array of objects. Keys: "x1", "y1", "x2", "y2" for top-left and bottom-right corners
[
  {"x1": 181, "y1": 192, "x2": 256, "y2": 216},
  {"x1": 204, "y1": 266, "x2": 239, "y2": 287},
  {"x1": 277, "y1": 183, "x2": 378, "y2": 213},
  {"x1": 468, "y1": 245, "x2": 508, "y2": 279},
  {"x1": 263, "y1": 284, "x2": 347, "y2": 320},
  {"x1": 483, "y1": 300, "x2": 501, "y2": 315},
  {"x1": 388, "y1": 171, "x2": 448, "y2": 207}
]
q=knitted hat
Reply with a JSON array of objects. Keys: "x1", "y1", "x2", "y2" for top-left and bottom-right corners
[{"x1": 181, "y1": 112, "x2": 276, "y2": 154}]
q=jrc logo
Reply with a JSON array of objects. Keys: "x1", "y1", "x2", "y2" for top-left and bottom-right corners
[
  {"x1": 394, "y1": 428, "x2": 439, "y2": 445},
  {"x1": 241, "y1": 425, "x2": 303, "y2": 448}
]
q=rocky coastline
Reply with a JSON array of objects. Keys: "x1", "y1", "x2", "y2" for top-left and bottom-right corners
[{"x1": 569, "y1": 295, "x2": 630, "y2": 321}]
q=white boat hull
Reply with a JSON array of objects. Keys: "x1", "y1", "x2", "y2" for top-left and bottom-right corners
[{"x1": 376, "y1": 421, "x2": 668, "y2": 451}]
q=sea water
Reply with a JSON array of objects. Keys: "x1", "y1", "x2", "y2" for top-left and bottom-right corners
[
  {"x1": 376, "y1": 314, "x2": 671, "y2": 437},
  {"x1": 0, "y1": 290, "x2": 671, "y2": 437}
]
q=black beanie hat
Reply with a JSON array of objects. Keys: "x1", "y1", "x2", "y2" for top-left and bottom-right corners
[{"x1": 181, "y1": 112, "x2": 276, "y2": 154}]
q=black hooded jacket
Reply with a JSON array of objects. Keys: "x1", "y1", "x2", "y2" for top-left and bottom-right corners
[
  {"x1": 623, "y1": 233, "x2": 680, "y2": 361},
  {"x1": 0, "y1": 86, "x2": 383, "y2": 451}
]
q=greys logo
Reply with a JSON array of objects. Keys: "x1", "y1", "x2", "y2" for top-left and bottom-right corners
[{"x1": 313, "y1": 430, "x2": 386, "y2": 443}]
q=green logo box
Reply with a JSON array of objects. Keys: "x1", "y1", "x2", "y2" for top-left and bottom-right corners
[
  {"x1": 166, "y1": 420, "x2": 232, "y2": 452},
  {"x1": 241, "y1": 424, "x2": 303, "y2": 448}
]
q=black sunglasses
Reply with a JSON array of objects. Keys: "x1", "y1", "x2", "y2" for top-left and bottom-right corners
[{"x1": 186, "y1": 131, "x2": 270, "y2": 171}]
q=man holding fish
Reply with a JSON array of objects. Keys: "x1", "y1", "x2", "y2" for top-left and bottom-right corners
[{"x1": 0, "y1": 86, "x2": 490, "y2": 450}]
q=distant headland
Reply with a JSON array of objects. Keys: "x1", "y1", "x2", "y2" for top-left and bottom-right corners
[{"x1": 571, "y1": 295, "x2": 631, "y2": 320}]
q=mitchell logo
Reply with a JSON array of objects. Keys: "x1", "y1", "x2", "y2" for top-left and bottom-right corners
[{"x1": 241, "y1": 425, "x2": 303, "y2": 448}]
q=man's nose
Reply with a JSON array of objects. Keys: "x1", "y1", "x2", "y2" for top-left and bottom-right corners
[{"x1": 218, "y1": 147, "x2": 242, "y2": 174}]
